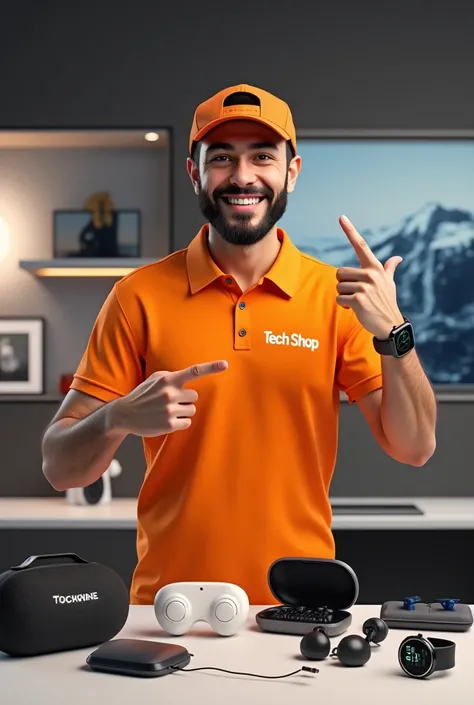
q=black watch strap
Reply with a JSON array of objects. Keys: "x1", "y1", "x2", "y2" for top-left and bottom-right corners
[
  {"x1": 373, "y1": 337, "x2": 396, "y2": 355},
  {"x1": 373, "y1": 317, "x2": 414, "y2": 357},
  {"x1": 429, "y1": 637, "x2": 456, "y2": 671}
]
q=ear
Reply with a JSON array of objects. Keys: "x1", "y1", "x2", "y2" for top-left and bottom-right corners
[
  {"x1": 286, "y1": 154, "x2": 302, "y2": 194},
  {"x1": 186, "y1": 157, "x2": 200, "y2": 194}
]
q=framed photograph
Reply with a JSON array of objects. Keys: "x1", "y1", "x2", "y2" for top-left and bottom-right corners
[
  {"x1": 279, "y1": 129, "x2": 474, "y2": 391},
  {"x1": 0, "y1": 317, "x2": 45, "y2": 394},
  {"x1": 53, "y1": 209, "x2": 141, "y2": 258}
]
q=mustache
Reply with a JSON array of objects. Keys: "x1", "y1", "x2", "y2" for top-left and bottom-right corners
[{"x1": 213, "y1": 185, "x2": 274, "y2": 199}]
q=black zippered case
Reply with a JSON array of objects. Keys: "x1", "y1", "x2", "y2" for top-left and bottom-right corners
[{"x1": 0, "y1": 553, "x2": 130, "y2": 656}]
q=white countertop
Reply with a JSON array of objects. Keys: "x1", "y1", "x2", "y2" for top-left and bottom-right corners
[
  {"x1": 0, "y1": 497, "x2": 474, "y2": 529},
  {"x1": 0, "y1": 604, "x2": 471, "y2": 705}
]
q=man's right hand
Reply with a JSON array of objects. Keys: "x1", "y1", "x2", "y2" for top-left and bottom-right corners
[{"x1": 108, "y1": 360, "x2": 228, "y2": 438}]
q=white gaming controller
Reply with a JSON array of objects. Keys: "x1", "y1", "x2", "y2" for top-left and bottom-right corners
[{"x1": 154, "y1": 581, "x2": 250, "y2": 637}]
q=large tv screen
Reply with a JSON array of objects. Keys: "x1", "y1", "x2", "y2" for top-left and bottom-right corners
[{"x1": 279, "y1": 130, "x2": 474, "y2": 389}]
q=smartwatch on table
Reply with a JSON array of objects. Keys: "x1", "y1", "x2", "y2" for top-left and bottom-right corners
[
  {"x1": 373, "y1": 317, "x2": 415, "y2": 357},
  {"x1": 398, "y1": 633, "x2": 456, "y2": 678}
]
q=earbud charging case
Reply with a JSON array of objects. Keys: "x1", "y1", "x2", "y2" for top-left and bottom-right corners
[{"x1": 255, "y1": 557, "x2": 359, "y2": 637}]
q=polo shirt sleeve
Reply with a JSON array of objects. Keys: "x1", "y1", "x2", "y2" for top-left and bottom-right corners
[
  {"x1": 336, "y1": 315, "x2": 383, "y2": 404},
  {"x1": 70, "y1": 284, "x2": 144, "y2": 403}
]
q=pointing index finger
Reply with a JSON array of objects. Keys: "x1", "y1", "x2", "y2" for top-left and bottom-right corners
[
  {"x1": 339, "y1": 215, "x2": 379, "y2": 268},
  {"x1": 165, "y1": 360, "x2": 228, "y2": 387}
]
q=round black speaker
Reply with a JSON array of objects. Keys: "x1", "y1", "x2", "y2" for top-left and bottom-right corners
[{"x1": 83, "y1": 477, "x2": 104, "y2": 505}]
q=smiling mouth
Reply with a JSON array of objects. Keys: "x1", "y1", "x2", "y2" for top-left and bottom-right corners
[{"x1": 220, "y1": 196, "x2": 266, "y2": 208}]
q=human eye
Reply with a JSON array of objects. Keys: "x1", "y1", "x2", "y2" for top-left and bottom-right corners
[
  {"x1": 209, "y1": 154, "x2": 232, "y2": 163},
  {"x1": 255, "y1": 153, "x2": 273, "y2": 162}
]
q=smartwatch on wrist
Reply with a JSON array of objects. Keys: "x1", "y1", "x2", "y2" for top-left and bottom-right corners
[
  {"x1": 373, "y1": 317, "x2": 415, "y2": 357},
  {"x1": 398, "y1": 633, "x2": 456, "y2": 678}
]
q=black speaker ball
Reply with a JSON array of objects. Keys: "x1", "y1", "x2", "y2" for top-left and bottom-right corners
[
  {"x1": 336, "y1": 634, "x2": 371, "y2": 666},
  {"x1": 363, "y1": 617, "x2": 389, "y2": 644},
  {"x1": 300, "y1": 628, "x2": 331, "y2": 661}
]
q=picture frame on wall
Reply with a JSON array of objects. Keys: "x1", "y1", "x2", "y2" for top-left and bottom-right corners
[
  {"x1": 53, "y1": 209, "x2": 141, "y2": 258},
  {"x1": 0, "y1": 317, "x2": 45, "y2": 395},
  {"x1": 279, "y1": 129, "x2": 474, "y2": 392}
]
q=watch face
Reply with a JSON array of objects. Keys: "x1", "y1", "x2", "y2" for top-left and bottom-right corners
[
  {"x1": 394, "y1": 323, "x2": 414, "y2": 355},
  {"x1": 399, "y1": 637, "x2": 434, "y2": 678}
]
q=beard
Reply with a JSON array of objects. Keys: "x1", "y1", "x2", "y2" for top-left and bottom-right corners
[{"x1": 197, "y1": 177, "x2": 289, "y2": 246}]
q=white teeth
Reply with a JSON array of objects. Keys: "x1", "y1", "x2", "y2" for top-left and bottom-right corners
[{"x1": 227, "y1": 197, "x2": 262, "y2": 205}]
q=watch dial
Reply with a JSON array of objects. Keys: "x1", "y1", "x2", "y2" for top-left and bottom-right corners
[
  {"x1": 395, "y1": 325, "x2": 414, "y2": 354},
  {"x1": 400, "y1": 638, "x2": 433, "y2": 676}
]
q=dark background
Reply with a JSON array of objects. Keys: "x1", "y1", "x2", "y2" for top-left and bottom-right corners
[
  {"x1": 0, "y1": 0, "x2": 472, "y2": 498},
  {"x1": 0, "y1": 0, "x2": 473, "y2": 605}
]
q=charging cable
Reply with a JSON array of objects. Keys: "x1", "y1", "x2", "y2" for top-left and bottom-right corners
[{"x1": 171, "y1": 655, "x2": 318, "y2": 680}]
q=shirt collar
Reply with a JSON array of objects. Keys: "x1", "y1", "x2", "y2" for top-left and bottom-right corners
[{"x1": 186, "y1": 224, "x2": 302, "y2": 297}]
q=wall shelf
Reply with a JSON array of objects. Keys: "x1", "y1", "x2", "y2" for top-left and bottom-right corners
[
  {"x1": 19, "y1": 258, "x2": 157, "y2": 277},
  {"x1": 0, "y1": 395, "x2": 63, "y2": 403}
]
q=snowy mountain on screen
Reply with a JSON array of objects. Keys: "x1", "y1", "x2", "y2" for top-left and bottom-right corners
[{"x1": 296, "y1": 202, "x2": 474, "y2": 384}]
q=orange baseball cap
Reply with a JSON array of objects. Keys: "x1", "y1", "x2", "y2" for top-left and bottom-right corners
[{"x1": 189, "y1": 83, "x2": 297, "y2": 156}]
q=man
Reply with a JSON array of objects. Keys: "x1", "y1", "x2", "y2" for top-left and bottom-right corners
[{"x1": 41, "y1": 83, "x2": 437, "y2": 605}]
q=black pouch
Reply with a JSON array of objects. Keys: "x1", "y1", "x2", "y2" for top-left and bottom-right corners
[
  {"x1": 0, "y1": 553, "x2": 130, "y2": 656},
  {"x1": 86, "y1": 638, "x2": 191, "y2": 677}
]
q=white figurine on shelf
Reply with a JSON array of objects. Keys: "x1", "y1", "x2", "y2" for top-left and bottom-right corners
[{"x1": 65, "y1": 458, "x2": 122, "y2": 506}]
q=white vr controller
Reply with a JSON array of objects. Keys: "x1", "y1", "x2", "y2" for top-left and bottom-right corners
[{"x1": 154, "y1": 581, "x2": 250, "y2": 637}]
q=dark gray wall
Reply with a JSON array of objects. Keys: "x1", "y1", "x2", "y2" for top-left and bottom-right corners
[
  {"x1": 0, "y1": 398, "x2": 470, "y2": 498},
  {"x1": 1, "y1": 0, "x2": 473, "y2": 497}
]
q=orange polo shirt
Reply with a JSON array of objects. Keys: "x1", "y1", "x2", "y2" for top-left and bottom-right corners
[{"x1": 71, "y1": 225, "x2": 383, "y2": 605}]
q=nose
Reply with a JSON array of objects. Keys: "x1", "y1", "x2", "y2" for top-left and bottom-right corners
[{"x1": 229, "y1": 158, "x2": 257, "y2": 188}]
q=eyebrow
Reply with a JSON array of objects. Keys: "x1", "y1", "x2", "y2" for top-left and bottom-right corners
[{"x1": 205, "y1": 141, "x2": 279, "y2": 154}]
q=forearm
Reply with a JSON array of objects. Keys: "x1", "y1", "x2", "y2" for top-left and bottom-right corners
[
  {"x1": 380, "y1": 349, "x2": 437, "y2": 466},
  {"x1": 42, "y1": 400, "x2": 127, "y2": 491}
]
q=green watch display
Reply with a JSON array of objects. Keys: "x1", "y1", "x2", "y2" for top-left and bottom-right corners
[{"x1": 373, "y1": 318, "x2": 415, "y2": 358}]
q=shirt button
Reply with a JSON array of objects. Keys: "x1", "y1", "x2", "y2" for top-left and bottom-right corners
[
  {"x1": 239, "y1": 302, "x2": 246, "y2": 309},
  {"x1": 225, "y1": 277, "x2": 233, "y2": 285},
  {"x1": 238, "y1": 328, "x2": 247, "y2": 337}
]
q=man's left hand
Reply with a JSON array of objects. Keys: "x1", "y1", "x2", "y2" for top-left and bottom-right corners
[{"x1": 335, "y1": 215, "x2": 405, "y2": 340}]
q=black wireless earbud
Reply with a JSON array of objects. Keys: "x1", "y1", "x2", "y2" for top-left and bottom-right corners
[
  {"x1": 300, "y1": 617, "x2": 389, "y2": 667},
  {"x1": 300, "y1": 627, "x2": 331, "y2": 661}
]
